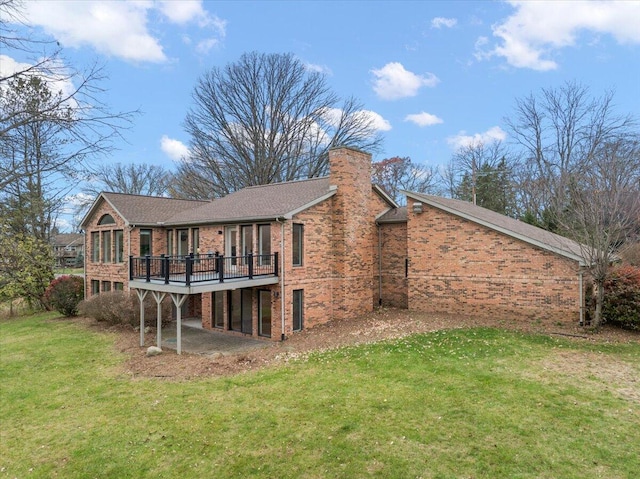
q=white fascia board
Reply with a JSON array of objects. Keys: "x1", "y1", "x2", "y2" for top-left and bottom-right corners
[
  {"x1": 404, "y1": 191, "x2": 586, "y2": 265},
  {"x1": 283, "y1": 189, "x2": 337, "y2": 220},
  {"x1": 373, "y1": 184, "x2": 399, "y2": 208},
  {"x1": 375, "y1": 207, "x2": 394, "y2": 221},
  {"x1": 80, "y1": 193, "x2": 131, "y2": 229}
]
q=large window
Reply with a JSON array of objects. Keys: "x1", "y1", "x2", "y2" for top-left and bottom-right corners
[
  {"x1": 292, "y1": 223, "x2": 303, "y2": 266},
  {"x1": 213, "y1": 291, "x2": 224, "y2": 329},
  {"x1": 229, "y1": 289, "x2": 252, "y2": 333},
  {"x1": 293, "y1": 289, "x2": 304, "y2": 331},
  {"x1": 91, "y1": 232, "x2": 100, "y2": 262},
  {"x1": 140, "y1": 229, "x2": 152, "y2": 256},
  {"x1": 258, "y1": 224, "x2": 271, "y2": 265},
  {"x1": 177, "y1": 229, "x2": 189, "y2": 256},
  {"x1": 167, "y1": 229, "x2": 173, "y2": 256},
  {"x1": 192, "y1": 228, "x2": 199, "y2": 255},
  {"x1": 102, "y1": 231, "x2": 112, "y2": 263},
  {"x1": 114, "y1": 230, "x2": 124, "y2": 263},
  {"x1": 259, "y1": 290, "x2": 271, "y2": 338},
  {"x1": 241, "y1": 225, "x2": 253, "y2": 255}
]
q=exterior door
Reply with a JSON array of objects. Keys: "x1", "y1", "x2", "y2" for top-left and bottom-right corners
[
  {"x1": 259, "y1": 290, "x2": 271, "y2": 337},
  {"x1": 229, "y1": 289, "x2": 252, "y2": 334}
]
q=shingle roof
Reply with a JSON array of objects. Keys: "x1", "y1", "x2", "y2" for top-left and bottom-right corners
[
  {"x1": 166, "y1": 177, "x2": 335, "y2": 225},
  {"x1": 80, "y1": 192, "x2": 209, "y2": 228},
  {"x1": 51, "y1": 233, "x2": 83, "y2": 247},
  {"x1": 377, "y1": 206, "x2": 407, "y2": 223},
  {"x1": 403, "y1": 192, "x2": 587, "y2": 264}
]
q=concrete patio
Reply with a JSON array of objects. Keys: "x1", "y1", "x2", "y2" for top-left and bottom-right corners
[{"x1": 160, "y1": 319, "x2": 272, "y2": 356}]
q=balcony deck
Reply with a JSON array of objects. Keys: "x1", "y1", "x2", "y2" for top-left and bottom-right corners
[{"x1": 129, "y1": 253, "x2": 279, "y2": 294}]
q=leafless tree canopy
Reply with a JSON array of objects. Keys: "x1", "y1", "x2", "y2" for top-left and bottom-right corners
[
  {"x1": 1, "y1": 0, "x2": 136, "y2": 191},
  {"x1": 173, "y1": 52, "x2": 383, "y2": 199},
  {"x1": 83, "y1": 162, "x2": 171, "y2": 198},
  {"x1": 507, "y1": 81, "x2": 639, "y2": 327},
  {"x1": 507, "y1": 81, "x2": 634, "y2": 222},
  {"x1": 443, "y1": 140, "x2": 516, "y2": 216},
  {"x1": 372, "y1": 156, "x2": 438, "y2": 205}
]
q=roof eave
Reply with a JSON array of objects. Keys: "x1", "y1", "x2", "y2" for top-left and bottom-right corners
[
  {"x1": 373, "y1": 184, "x2": 400, "y2": 208},
  {"x1": 163, "y1": 215, "x2": 288, "y2": 227},
  {"x1": 283, "y1": 188, "x2": 337, "y2": 220},
  {"x1": 80, "y1": 192, "x2": 132, "y2": 229}
]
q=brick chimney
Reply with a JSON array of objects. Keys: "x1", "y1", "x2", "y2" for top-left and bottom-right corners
[{"x1": 328, "y1": 146, "x2": 375, "y2": 319}]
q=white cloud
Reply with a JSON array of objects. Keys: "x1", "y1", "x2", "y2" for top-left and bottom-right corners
[
  {"x1": 161, "y1": 135, "x2": 190, "y2": 160},
  {"x1": 358, "y1": 110, "x2": 392, "y2": 132},
  {"x1": 447, "y1": 126, "x2": 506, "y2": 150},
  {"x1": 371, "y1": 62, "x2": 439, "y2": 100},
  {"x1": 478, "y1": 0, "x2": 640, "y2": 71},
  {"x1": 18, "y1": 0, "x2": 227, "y2": 64},
  {"x1": 0, "y1": 55, "x2": 32, "y2": 81},
  {"x1": 22, "y1": 1, "x2": 167, "y2": 63},
  {"x1": 321, "y1": 107, "x2": 391, "y2": 133},
  {"x1": 431, "y1": 17, "x2": 457, "y2": 29},
  {"x1": 196, "y1": 38, "x2": 221, "y2": 55},
  {"x1": 405, "y1": 112, "x2": 443, "y2": 127},
  {"x1": 157, "y1": 0, "x2": 207, "y2": 25},
  {"x1": 0, "y1": 55, "x2": 78, "y2": 108},
  {"x1": 305, "y1": 62, "x2": 332, "y2": 75}
]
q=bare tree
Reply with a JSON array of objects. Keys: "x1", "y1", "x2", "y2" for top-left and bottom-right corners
[
  {"x1": 0, "y1": 0, "x2": 135, "y2": 191},
  {"x1": 83, "y1": 162, "x2": 171, "y2": 197},
  {"x1": 507, "y1": 82, "x2": 639, "y2": 328},
  {"x1": 565, "y1": 137, "x2": 640, "y2": 327},
  {"x1": 372, "y1": 156, "x2": 438, "y2": 205},
  {"x1": 443, "y1": 140, "x2": 517, "y2": 216},
  {"x1": 507, "y1": 81, "x2": 633, "y2": 224},
  {"x1": 175, "y1": 52, "x2": 383, "y2": 199}
]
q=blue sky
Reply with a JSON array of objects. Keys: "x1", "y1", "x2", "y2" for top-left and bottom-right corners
[{"x1": 3, "y1": 1, "x2": 640, "y2": 228}]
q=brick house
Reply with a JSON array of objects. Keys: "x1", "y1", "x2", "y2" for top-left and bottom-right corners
[
  {"x1": 51, "y1": 233, "x2": 84, "y2": 267},
  {"x1": 81, "y1": 147, "x2": 589, "y2": 352}
]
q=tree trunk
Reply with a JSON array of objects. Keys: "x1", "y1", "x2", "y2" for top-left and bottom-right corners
[{"x1": 592, "y1": 279, "x2": 605, "y2": 329}]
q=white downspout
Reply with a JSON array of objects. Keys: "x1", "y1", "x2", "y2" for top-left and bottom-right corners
[
  {"x1": 579, "y1": 270, "x2": 584, "y2": 326},
  {"x1": 377, "y1": 224, "x2": 382, "y2": 306},
  {"x1": 277, "y1": 218, "x2": 286, "y2": 341}
]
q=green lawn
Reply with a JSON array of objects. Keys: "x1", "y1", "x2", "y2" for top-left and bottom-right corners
[{"x1": 1, "y1": 313, "x2": 639, "y2": 478}]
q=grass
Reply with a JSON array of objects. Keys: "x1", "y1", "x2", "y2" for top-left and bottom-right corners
[
  {"x1": 1, "y1": 313, "x2": 639, "y2": 478},
  {"x1": 53, "y1": 267, "x2": 83, "y2": 275}
]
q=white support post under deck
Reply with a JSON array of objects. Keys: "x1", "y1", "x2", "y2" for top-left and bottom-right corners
[
  {"x1": 151, "y1": 291, "x2": 167, "y2": 348},
  {"x1": 135, "y1": 289, "x2": 149, "y2": 347},
  {"x1": 170, "y1": 293, "x2": 189, "y2": 355}
]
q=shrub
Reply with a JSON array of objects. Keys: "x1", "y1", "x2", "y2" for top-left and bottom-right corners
[
  {"x1": 78, "y1": 291, "x2": 173, "y2": 328},
  {"x1": 602, "y1": 265, "x2": 640, "y2": 330},
  {"x1": 43, "y1": 275, "x2": 85, "y2": 317},
  {"x1": 619, "y1": 241, "x2": 640, "y2": 267}
]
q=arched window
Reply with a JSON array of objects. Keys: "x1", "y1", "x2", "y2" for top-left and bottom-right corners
[{"x1": 98, "y1": 214, "x2": 115, "y2": 225}]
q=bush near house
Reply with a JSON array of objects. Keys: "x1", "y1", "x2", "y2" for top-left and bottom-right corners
[
  {"x1": 78, "y1": 291, "x2": 173, "y2": 328},
  {"x1": 603, "y1": 265, "x2": 640, "y2": 330},
  {"x1": 43, "y1": 275, "x2": 84, "y2": 317}
]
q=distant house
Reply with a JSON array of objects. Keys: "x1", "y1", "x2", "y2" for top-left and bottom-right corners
[
  {"x1": 51, "y1": 233, "x2": 84, "y2": 267},
  {"x1": 81, "y1": 147, "x2": 589, "y2": 352}
]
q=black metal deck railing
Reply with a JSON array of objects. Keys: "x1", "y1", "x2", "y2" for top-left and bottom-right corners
[{"x1": 129, "y1": 252, "x2": 279, "y2": 286}]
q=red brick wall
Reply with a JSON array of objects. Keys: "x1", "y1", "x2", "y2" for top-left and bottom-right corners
[
  {"x1": 329, "y1": 147, "x2": 377, "y2": 320},
  {"x1": 284, "y1": 199, "x2": 335, "y2": 333},
  {"x1": 376, "y1": 222, "x2": 408, "y2": 308},
  {"x1": 406, "y1": 198, "x2": 582, "y2": 322},
  {"x1": 84, "y1": 199, "x2": 130, "y2": 297}
]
